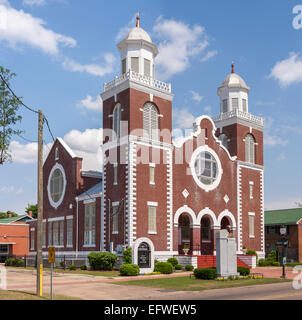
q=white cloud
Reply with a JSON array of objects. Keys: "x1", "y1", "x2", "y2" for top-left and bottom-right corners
[
  {"x1": 23, "y1": 0, "x2": 46, "y2": 6},
  {"x1": 115, "y1": 13, "x2": 137, "y2": 41},
  {"x1": 174, "y1": 109, "x2": 195, "y2": 129},
  {"x1": 9, "y1": 128, "x2": 103, "y2": 171},
  {"x1": 153, "y1": 17, "x2": 210, "y2": 80},
  {"x1": 9, "y1": 140, "x2": 53, "y2": 163},
  {"x1": 264, "y1": 197, "x2": 302, "y2": 211},
  {"x1": 63, "y1": 128, "x2": 103, "y2": 171},
  {"x1": 263, "y1": 117, "x2": 288, "y2": 147},
  {"x1": 77, "y1": 95, "x2": 102, "y2": 112},
  {"x1": 0, "y1": 3, "x2": 76, "y2": 55},
  {"x1": 204, "y1": 105, "x2": 212, "y2": 115},
  {"x1": 190, "y1": 90, "x2": 203, "y2": 103},
  {"x1": 201, "y1": 50, "x2": 218, "y2": 62},
  {"x1": 276, "y1": 152, "x2": 286, "y2": 162},
  {"x1": 269, "y1": 52, "x2": 302, "y2": 87},
  {"x1": 0, "y1": 185, "x2": 24, "y2": 195},
  {"x1": 63, "y1": 53, "x2": 116, "y2": 76}
]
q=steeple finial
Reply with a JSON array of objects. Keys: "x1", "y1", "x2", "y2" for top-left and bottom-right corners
[
  {"x1": 136, "y1": 11, "x2": 140, "y2": 28},
  {"x1": 231, "y1": 61, "x2": 235, "y2": 73}
]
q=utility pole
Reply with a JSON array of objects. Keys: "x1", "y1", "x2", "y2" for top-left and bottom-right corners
[{"x1": 36, "y1": 109, "x2": 44, "y2": 296}]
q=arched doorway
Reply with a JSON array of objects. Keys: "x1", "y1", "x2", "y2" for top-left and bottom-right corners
[
  {"x1": 178, "y1": 214, "x2": 192, "y2": 254},
  {"x1": 200, "y1": 216, "x2": 214, "y2": 254},
  {"x1": 221, "y1": 216, "x2": 231, "y2": 230}
]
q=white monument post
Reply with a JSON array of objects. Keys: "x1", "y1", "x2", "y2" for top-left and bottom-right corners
[{"x1": 216, "y1": 229, "x2": 238, "y2": 277}]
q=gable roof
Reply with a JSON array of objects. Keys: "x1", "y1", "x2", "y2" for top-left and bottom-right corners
[
  {"x1": 0, "y1": 214, "x2": 33, "y2": 225},
  {"x1": 264, "y1": 208, "x2": 302, "y2": 225}
]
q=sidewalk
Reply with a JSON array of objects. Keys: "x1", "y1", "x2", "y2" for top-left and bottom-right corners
[{"x1": 252, "y1": 267, "x2": 296, "y2": 280}]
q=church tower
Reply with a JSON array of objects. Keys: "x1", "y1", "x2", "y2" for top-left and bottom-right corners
[
  {"x1": 213, "y1": 63, "x2": 265, "y2": 255},
  {"x1": 101, "y1": 13, "x2": 174, "y2": 258}
]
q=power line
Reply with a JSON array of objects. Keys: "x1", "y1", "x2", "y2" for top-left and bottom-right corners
[
  {"x1": 19, "y1": 135, "x2": 38, "y2": 144},
  {"x1": 0, "y1": 73, "x2": 39, "y2": 114},
  {"x1": 43, "y1": 116, "x2": 55, "y2": 142}
]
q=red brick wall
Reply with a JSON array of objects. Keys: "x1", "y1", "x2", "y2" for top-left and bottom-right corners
[{"x1": 0, "y1": 224, "x2": 29, "y2": 256}]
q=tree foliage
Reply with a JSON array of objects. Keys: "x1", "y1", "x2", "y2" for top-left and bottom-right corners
[
  {"x1": 0, "y1": 211, "x2": 18, "y2": 219},
  {"x1": 0, "y1": 66, "x2": 22, "y2": 164},
  {"x1": 25, "y1": 204, "x2": 38, "y2": 219}
]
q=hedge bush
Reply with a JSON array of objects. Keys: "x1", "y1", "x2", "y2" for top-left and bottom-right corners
[
  {"x1": 69, "y1": 265, "x2": 76, "y2": 270},
  {"x1": 237, "y1": 267, "x2": 250, "y2": 276},
  {"x1": 174, "y1": 264, "x2": 182, "y2": 270},
  {"x1": 246, "y1": 249, "x2": 257, "y2": 256},
  {"x1": 120, "y1": 264, "x2": 140, "y2": 276},
  {"x1": 154, "y1": 262, "x2": 173, "y2": 274},
  {"x1": 122, "y1": 247, "x2": 132, "y2": 264},
  {"x1": 258, "y1": 259, "x2": 271, "y2": 266},
  {"x1": 271, "y1": 261, "x2": 280, "y2": 266},
  {"x1": 185, "y1": 265, "x2": 194, "y2": 271},
  {"x1": 167, "y1": 258, "x2": 178, "y2": 267},
  {"x1": 5, "y1": 258, "x2": 24, "y2": 267},
  {"x1": 286, "y1": 262, "x2": 302, "y2": 267},
  {"x1": 194, "y1": 268, "x2": 218, "y2": 280},
  {"x1": 80, "y1": 264, "x2": 87, "y2": 270},
  {"x1": 87, "y1": 252, "x2": 118, "y2": 271}
]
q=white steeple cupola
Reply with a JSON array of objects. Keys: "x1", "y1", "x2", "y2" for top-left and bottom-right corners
[
  {"x1": 217, "y1": 62, "x2": 250, "y2": 114},
  {"x1": 117, "y1": 12, "x2": 158, "y2": 78}
]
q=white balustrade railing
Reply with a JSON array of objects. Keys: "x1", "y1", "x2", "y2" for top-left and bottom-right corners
[
  {"x1": 213, "y1": 109, "x2": 263, "y2": 126},
  {"x1": 104, "y1": 70, "x2": 172, "y2": 93}
]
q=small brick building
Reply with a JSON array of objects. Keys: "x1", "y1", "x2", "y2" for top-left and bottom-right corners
[
  {"x1": 0, "y1": 214, "x2": 33, "y2": 262},
  {"x1": 29, "y1": 16, "x2": 265, "y2": 267},
  {"x1": 265, "y1": 208, "x2": 302, "y2": 262}
]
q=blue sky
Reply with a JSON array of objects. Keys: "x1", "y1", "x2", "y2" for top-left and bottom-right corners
[{"x1": 0, "y1": 0, "x2": 302, "y2": 213}]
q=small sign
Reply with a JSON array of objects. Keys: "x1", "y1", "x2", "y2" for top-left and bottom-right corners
[
  {"x1": 138, "y1": 242, "x2": 150, "y2": 268},
  {"x1": 283, "y1": 257, "x2": 287, "y2": 265},
  {"x1": 48, "y1": 247, "x2": 55, "y2": 263}
]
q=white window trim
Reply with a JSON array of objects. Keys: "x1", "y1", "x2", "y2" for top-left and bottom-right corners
[
  {"x1": 47, "y1": 163, "x2": 67, "y2": 209},
  {"x1": 148, "y1": 231, "x2": 157, "y2": 235},
  {"x1": 84, "y1": 199, "x2": 96, "y2": 204},
  {"x1": 147, "y1": 201, "x2": 158, "y2": 207},
  {"x1": 248, "y1": 212, "x2": 255, "y2": 238},
  {"x1": 190, "y1": 145, "x2": 223, "y2": 192}
]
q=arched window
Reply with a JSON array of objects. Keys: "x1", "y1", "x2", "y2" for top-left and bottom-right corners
[
  {"x1": 245, "y1": 134, "x2": 255, "y2": 164},
  {"x1": 218, "y1": 134, "x2": 228, "y2": 149},
  {"x1": 112, "y1": 103, "x2": 121, "y2": 138},
  {"x1": 143, "y1": 102, "x2": 159, "y2": 141},
  {"x1": 201, "y1": 217, "x2": 211, "y2": 241}
]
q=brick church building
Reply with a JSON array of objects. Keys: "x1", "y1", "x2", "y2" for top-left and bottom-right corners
[{"x1": 29, "y1": 14, "x2": 265, "y2": 269}]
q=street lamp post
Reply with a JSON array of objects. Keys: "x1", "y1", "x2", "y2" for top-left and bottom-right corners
[{"x1": 279, "y1": 225, "x2": 288, "y2": 279}]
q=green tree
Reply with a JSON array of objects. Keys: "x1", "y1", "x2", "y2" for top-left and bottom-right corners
[
  {"x1": 25, "y1": 204, "x2": 37, "y2": 219},
  {"x1": 0, "y1": 66, "x2": 22, "y2": 164},
  {"x1": 0, "y1": 211, "x2": 18, "y2": 219}
]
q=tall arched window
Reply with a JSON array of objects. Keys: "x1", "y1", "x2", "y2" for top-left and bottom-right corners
[
  {"x1": 143, "y1": 102, "x2": 159, "y2": 141},
  {"x1": 112, "y1": 103, "x2": 121, "y2": 139},
  {"x1": 245, "y1": 134, "x2": 255, "y2": 164},
  {"x1": 218, "y1": 134, "x2": 228, "y2": 149}
]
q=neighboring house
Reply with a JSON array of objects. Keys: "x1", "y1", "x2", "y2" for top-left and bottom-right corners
[
  {"x1": 0, "y1": 214, "x2": 33, "y2": 262},
  {"x1": 265, "y1": 208, "x2": 302, "y2": 262},
  {"x1": 29, "y1": 15, "x2": 265, "y2": 267}
]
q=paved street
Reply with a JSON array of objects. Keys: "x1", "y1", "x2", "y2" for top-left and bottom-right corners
[{"x1": 1, "y1": 266, "x2": 302, "y2": 300}]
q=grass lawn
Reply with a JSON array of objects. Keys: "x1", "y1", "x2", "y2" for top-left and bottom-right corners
[
  {"x1": 0, "y1": 289, "x2": 81, "y2": 300},
  {"x1": 113, "y1": 276, "x2": 290, "y2": 291},
  {"x1": 7, "y1": 266, "x2": 119, "y2": 277}
]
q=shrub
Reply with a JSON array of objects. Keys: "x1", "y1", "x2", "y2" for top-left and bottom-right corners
[
  {"x1": 5, "y1": 258, "x2": 24, "y2": 267},
  {"x1": 175, "y1": 264, "x2": 182, "y2": 271},
  {"x1": 185, "y1": 265, "x2": 194, "y2": 271},
  {"x1": 120, "y1": 264, "x2": 140, "y2": 276},
  {"x1": 167, "y1": 258, "x2": 178, "y2": 267},
  {"x1": 267, "y1": 250, "x2": 277, "y2": 262},
  {"x1": 237, "y1": 267, "x2": 250, "y2": 276},
  {"x1": 154, "y1": 262, "x2": 173, "y2": 274},
  {"x1": 88, "y1": 252, "x2": 118, "y2": 271},
  {"x1": 271, "y1": 261, "x2": 280, "y2": 266},
  {"x1": 154, "y1": 259, "x2": 159, "y2": 264},
  {"x1": 286, "y1": 262, "x2": 302, "y2": 267},
  {"x1": 246, "y1": 249, "x2": 257, "y2": 256},
  {"x1": 194, "y1": 268, "x2": 218, "y2": 280},
  {"x1": 258, "y1": 259, "x2": 271, "y2": 266},
  {"x1": 69, "y1": 265, "x2": 76, "y2": 271},
  {"x1": 80, "y1": 264, "x2": 87, "y2": 270},
  {"x1": 122, "y1": 247, "x2": 132, "y2": 264}
]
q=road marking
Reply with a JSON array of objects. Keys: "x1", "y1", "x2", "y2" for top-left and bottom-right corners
[{"x1": 251, "y1": 291, "x2": 302, "y2": 300}]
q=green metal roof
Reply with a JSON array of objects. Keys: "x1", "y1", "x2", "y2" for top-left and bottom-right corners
[
  {"x1": 0, "y1": 214, "x2": 32, "y2": 224},
  {"x1": 265, "y1": 208, "x2": 302, "y2": 225}
]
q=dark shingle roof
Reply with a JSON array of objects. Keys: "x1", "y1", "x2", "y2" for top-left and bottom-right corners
[{"x1": 264, "y1": 208, "x2": 302, "y2": 225}]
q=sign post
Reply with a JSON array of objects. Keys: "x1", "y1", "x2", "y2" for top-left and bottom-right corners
[{"x1": 48, "y1": 246, "x2": 55, "y2": 300}]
